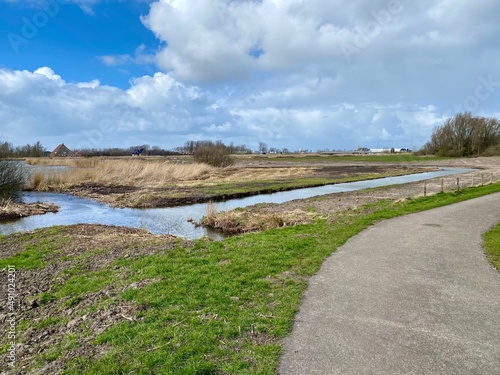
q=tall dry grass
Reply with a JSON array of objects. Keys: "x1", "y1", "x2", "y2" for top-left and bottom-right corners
[
  {"x1": 25, "y1": 157, "x2": 100, "y2": 168},
  {"x1": 28, "y1": 159, "x2": 216, "y2": 190}
]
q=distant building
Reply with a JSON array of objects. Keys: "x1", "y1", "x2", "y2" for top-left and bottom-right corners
[
  {"x1": 50, "y1": 143, "x2": 74, "y2": 158},
  {"x1": 132, "y1": 148, "x2": 146, "y2": 156}
]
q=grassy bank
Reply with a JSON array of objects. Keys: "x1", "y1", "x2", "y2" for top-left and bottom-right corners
[
  {"x1": 2, "y1": 183, "x2": 500, "y2": 374},
  {"x1": 244, "y1": 154, "x2": 450, "y2": 163},
  {"x1": 484, "y1": 222, "x2": 500, "y2": 270}
]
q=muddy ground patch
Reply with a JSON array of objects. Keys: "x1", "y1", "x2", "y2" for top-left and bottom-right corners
[{"x1": 0, "y1": 225, "x2": 184, "y2": 375}]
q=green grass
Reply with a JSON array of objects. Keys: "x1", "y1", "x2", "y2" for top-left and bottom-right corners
[
  {"x1": 199, "y1": 171, "x2": 418, "y2": 196},
  {"x1": 484, "y1": 222, "x2": 500, "y2": 270},
  {"x1": 0, "y1": 226, "x2": 68, "y2": 270},
  {"x1": 198, "y1": 178, "x2": 329, "y2": 195},
  {"x1": 248, "y1": 154, "x2": 450, "y2": 163},
  {"x1": 4, "y1": 183, "x2": 500, "y2": 374}
]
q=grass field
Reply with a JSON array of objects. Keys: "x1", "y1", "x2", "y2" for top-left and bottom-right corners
[
  {"x1": 2, "y1": 182, "x2": 500, "y2": 374},
  {"x1": 484, "y1": 222, "x2": 500, "y2": 270},
  {"x1": 242, "y1": 154, "x2": 450, "y2": 163}
]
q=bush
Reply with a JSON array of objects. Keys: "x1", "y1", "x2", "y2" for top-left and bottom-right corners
[
  {"x1": 481, "y1": 145, "x2": 500, "y2": 157},
  {"x1": 0, "y1": 160, "x2": 27, "y2": 200},
  {"x1": 193, "y1": 143, "x2": 235, "y2": 167}
]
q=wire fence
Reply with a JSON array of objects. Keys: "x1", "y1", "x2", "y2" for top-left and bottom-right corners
[{"x1": 421, "y1": 170, "x2": 500, "y2": 197}]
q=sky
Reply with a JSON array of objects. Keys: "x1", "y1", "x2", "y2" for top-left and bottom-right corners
[{"x1": 0, "y1": 0, "x2": 499, "y2": 153}]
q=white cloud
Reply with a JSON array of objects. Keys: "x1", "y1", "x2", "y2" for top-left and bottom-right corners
[
  {"x1": 141, "y1": 0, "x2": 500, "y2": 102},
  {"x1": 0, "y1": 66, "x2": 447, "y2": 151},
  {"x1": 99, "y1": 45, "x2": 155, "y2": 67},
  {"x1": 34, "y1": 67, "x2": 63, "y2": 82},
  {"x1": 1, "y1": 0, "x2": 500, "y2": 152}
]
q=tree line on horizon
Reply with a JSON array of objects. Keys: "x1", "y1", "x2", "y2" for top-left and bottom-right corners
[
  {"x1": 0, "y1": 141, "x2": 45, "y2": 158},
  {"x1": 5, "y1": 112, "x2": 500, "y2": 160},
  {"x1": 420, "y1": 112, "x2": 500, "y2": 157}
]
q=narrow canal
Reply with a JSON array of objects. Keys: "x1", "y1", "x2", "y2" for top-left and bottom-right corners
[{"x1": 0, "y1": 168, "x2": 475, "y2": 239}]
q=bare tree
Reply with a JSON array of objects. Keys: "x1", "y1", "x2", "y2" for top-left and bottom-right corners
[
  {"x1": 258, "y1": 141, "x2": 268, "y2": 154},
  {"x1": 0, "y1": 160, "x2": 27, "y2": 200},
  {"x1": 421, "y1": 112, "x2": 500, "y2": 157}
]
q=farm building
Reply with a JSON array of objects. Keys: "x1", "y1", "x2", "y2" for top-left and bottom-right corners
[{"x1": 50, "y1": 143, "x2": 74, "y2": 157}]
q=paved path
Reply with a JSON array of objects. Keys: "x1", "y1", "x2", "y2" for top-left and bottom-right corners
[{"x1": 279, "y1": 193, "x2": 500, "y2": 375}]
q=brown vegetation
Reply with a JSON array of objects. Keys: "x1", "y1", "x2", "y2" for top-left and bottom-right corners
[
  {"x1": 202, "y1": 158, "x2": 500, "y2": 234},
  {"x1": 25, "y1": 158, "x2": 100, "y2": 168},
  {"x1": 202, "y1": 201, "x2": 322, "y2": 234},
  {"x1": 193, "y1": 142, "x2": 235, "y2": 167},
  {"x1": 421, "y1": 112, "x2": 500, "y2": 157},
  {"x1": 23, "y1": 155, "x2": 429, "y2": 209},
  {"x1": 0, "y1": 200, "x2": 58, "y2": 221},
  {"x1": 28, "y1": 159, "x2": 216, "y2": 190},
  {"x1": 0, "y1": 160, "x2": 28, "y2": 199}
]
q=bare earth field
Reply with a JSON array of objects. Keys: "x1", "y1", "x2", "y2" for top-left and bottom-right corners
[{"x1": 0, "y1": 225, "x2": 182, "y2": 374}]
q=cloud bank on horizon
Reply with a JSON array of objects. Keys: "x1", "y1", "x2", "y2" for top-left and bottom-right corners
[{"x1": 1, "y1": 0, "x2": 499, "y2": 151}]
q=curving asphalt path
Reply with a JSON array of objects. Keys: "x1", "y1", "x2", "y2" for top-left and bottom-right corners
[{"x1": 279, "y1": 193, "x2": 500, "y2": 375}]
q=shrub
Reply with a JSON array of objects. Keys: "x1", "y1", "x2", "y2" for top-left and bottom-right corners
[
  {"x1": 482, "y1": 145, "x2": 500, "y2": 157},
  {"x1": 193, "y1": 143, "x2": 235, "y2": 167},
  {"x1": 0, "y1": 160, "x2": 27, "y2": 200}
]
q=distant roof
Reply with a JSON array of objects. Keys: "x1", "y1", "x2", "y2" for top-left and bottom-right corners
[{"x1": 50, "y1": 143, "x2": 73, "y2": 157}]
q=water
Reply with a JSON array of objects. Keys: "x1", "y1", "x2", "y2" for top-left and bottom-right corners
[
  {"x1": 24, "y1": 163, "x2": 72, "y2": 176},
  {"x1": 0, "y1": 168, "x2": 475, "y2": 239}
]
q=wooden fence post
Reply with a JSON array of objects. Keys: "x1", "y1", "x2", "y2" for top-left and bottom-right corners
[
  {"x1": 482, "y1": 174, "x2": 484, "y2": 186},
  {"x1": 424, "y1": 181, "x2": 427, "y2": 197},
  {"x1": 457, "y1": 178, "x2": 460, "y2": 192},
  {"x1": 441, "y1": 179, "x2": 444, "y2": 193}
]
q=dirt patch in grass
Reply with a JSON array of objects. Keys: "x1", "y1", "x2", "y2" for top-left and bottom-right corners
[
  {"x1": 0, "y1": 224, "x2": 184, "y2": 375},
  {"x1": 0, "y1": 201, "x2": 58, "y2": 221}
]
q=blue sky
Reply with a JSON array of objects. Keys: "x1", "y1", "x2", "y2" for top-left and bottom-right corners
[
  {"x1": 1, "y1": 0, "x2": 500, "y2": 152},
  {"x1": 0, "y1": 1, "x2": 158, "y2": 87}
]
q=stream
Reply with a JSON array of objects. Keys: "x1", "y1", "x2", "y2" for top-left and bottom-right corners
[{"x1": 0, "y1": 167, "x2": 475, "y2": 239}]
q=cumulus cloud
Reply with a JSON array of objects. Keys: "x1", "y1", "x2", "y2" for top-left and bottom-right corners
[
  {"x1": 0, "y1": 66, "x2": 449, "y2": 151},
  {"x1": 1, "y1": 0, "x2": 500, "y2": 151},
  {"x1": 0, "y1": 67, "x2": 208, "y2": 149},
  {"x1": 139, "y1": 0, "x2": 500, "y2": 113},
  {"x1": 34, "y1": 67, "x2": 63, "y2": 82}
]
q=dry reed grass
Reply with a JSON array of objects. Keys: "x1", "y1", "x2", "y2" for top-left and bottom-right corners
[
  {"x1": 25, "y1": 158, "x2": 72, "y2": 166},
  {"x1": 25, "y1": 157, "x2": 102, "y2": 168},
  {"x1": 0, "y1": 198, "x2": 12, "y2": 210},
  {"x1": 202, "y1": 202, "x2": 319, "y2": 233},
  {"x1": 28, "y1": 159, "x2": 217, "y2": 189},
  {"x1": 0, "y1": 198, "x2": 59, "y2": 220}
]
